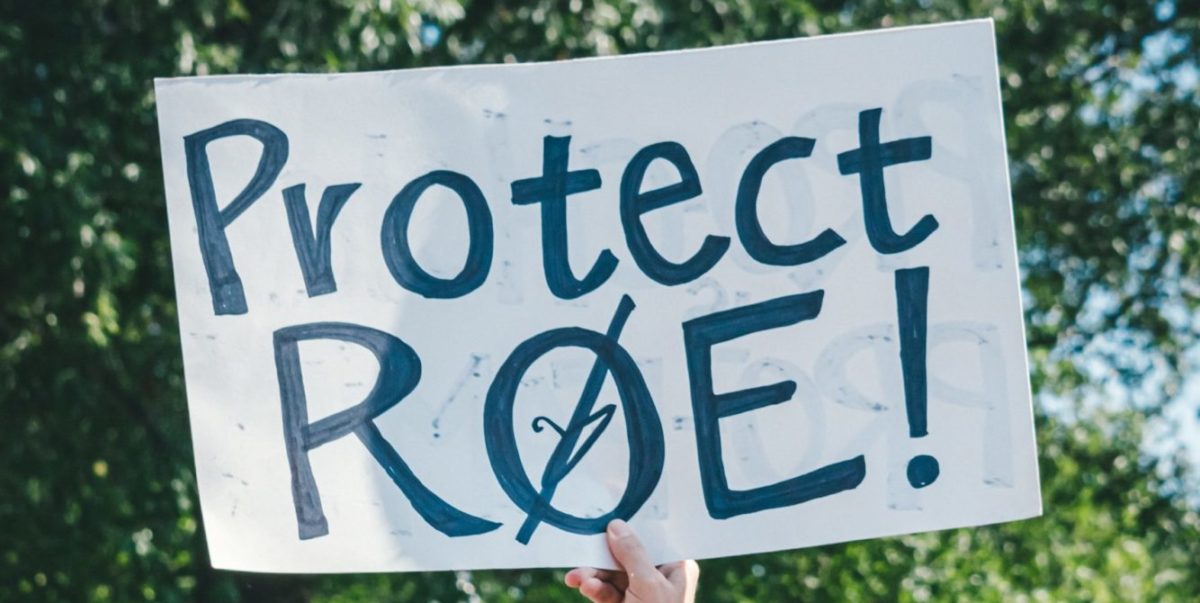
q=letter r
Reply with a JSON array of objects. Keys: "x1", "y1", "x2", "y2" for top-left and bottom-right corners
[{"x1": 274, "y1": 322, "x2": 500, "y2": 539}]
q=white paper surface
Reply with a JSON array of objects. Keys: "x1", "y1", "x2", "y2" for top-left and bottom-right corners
[{"x1": 155, "y1": 19, "x2": 1040, "y2": 573}]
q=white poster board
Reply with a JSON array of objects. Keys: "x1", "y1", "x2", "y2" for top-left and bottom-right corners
[{"x1": 154, "y1": 19, "x2": 1040, "y2": 573}]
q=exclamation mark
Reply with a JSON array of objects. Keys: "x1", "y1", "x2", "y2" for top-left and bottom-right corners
[{"x1": 895, "y1": 266, "x2": 939, "y2": 489}]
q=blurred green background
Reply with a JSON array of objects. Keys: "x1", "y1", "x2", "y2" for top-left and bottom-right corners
[{"x1": 2, "y1": 0, "x2": 1199, "y2": 601}]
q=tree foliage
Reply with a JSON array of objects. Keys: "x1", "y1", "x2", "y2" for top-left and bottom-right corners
[{"x1": 1, "y1": 1, "x2": 1197, "y2": 601}]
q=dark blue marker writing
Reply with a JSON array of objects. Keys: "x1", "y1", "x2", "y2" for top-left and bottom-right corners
[
  {"x1": 736, "y1": 137, "x2": 846, "y2": 265},
  {"x1": 837, "y1": 108, "x2": 936, "y2": 254},
  {"x1": 484, "y1": 295, "x2": 664, "y2": 543},
  {"x1": 184, "y1": 119, "x2": 288, "y2": 315},
  {"x1": 683, "y1": 291, "x2": 866, "y2": 519},
  {"x1": 620, "y1": 142, "x2": 730, "y2": 285},
  {"x1": 381, "y1": 170, "x2": 493, "y2": 298},
  {"x1": 895, "y1": 267, "x2": 939, "y2": 488},
  {"x1": 274, "y1": 322, "x2": 500, "y2": 540},
  {"x1": 511, "y1": 136, "x2": 618, "y2": 299},
  {"x1": 283, "y1": 183, "x2": 360, "y2": 297}
]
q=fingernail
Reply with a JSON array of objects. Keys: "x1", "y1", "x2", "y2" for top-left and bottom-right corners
[{"x1": 608, "y1": 519, "x2": 630, "y2": 538}]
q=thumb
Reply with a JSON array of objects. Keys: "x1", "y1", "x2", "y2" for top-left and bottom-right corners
[{"x1": 606, "y1": 519, "x2": 658, "y2": 590}]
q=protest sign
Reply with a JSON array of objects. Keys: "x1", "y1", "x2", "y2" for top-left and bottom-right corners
[{"x1": 154, "y1": 18, "x2": 1040, "y2": 573}]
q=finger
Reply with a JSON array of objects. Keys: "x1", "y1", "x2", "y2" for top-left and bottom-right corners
[
  {"x1": 579, "y1": 577, "x2": 623, "y2": 603},
  {"x1": 664, "y1": 560, "x2": 700, "y2": 603},
  {"x1": 566, "y1": 567, "x2": 621, "y2": 588},
  {"x1": 657, "y1": 560, "x2": 685, "y2": 577},
  {"x1": 606, "y1": 519, "x2": 659, "y2": 591},
  {"x1": 660, "y1": 559, "x2": 698, "y2": 583},
  {"x1": 565, "y1": 569, "x2": 584, "y2": 588}
]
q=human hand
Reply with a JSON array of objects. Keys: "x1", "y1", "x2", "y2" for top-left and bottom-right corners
[{"x1": 564, "y1": 519, "x2": 699, "y2": 603}]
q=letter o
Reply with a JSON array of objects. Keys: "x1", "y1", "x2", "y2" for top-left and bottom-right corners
[
  {"x1": 483, "y1": 327, "x2": 665, "y2": 537},
  {"x1": 381, "y1": 170, "x2": 493, "y2": 298}
]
